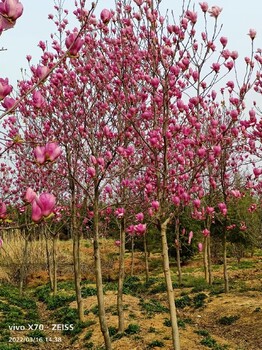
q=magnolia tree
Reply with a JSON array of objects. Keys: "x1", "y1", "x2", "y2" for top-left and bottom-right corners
[{"x1": 4, "y1": 1, "x2": 262, "y2": 350}]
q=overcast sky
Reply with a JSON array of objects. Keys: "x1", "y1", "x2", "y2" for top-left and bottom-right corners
[{"x1": 0, "y1": 0, "x2": 261, "y2": 88}]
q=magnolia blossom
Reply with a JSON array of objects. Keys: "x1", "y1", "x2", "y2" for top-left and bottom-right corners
[
  {"x1": 0, "y1": 202, "x2": 7, "y2": 219},
  {"x1": 0, "y1": 78, "x2": 12, "y2": 100},
  {"x1": 24, "y1": 187, "x2": 37, "y2": 203},
  {"x1": 100, "y1": 9, "x2": 112, "y2": 24},
  {"x1": 134, "y1": 223, "x2": 147, "y2": 235},
  {"x1": 135, "y1": 212, "x2": 144, "y2": 222},
  {"x1": 0, "y1": 0, "x2": 23, "y2": 32},
  {"x1": 115, "y1": 240, "x2": 121, "y2": 247},
  {"x1": 115, "y1": 207, "x2": 125, "y2": 218},
  {"x1": 151, "y1": 200, "x2": 160, "y2": 211},
  {"x1": 208, "y1": 6, "x2": 222, "y2": 18},
  {"x1": 202, "y1": 228, "x2": 210, "y2": 237},
  {"x1": 31, "y1": 193, "x2": 56, "y2": 222},
  {"x1": 65, "y1": 31, "x2": 84, "y2": 56},
  {"x1": 198, "y1": 243, "x2": 203, "y2": 252},
  {"x1": 188, "y1": 231, "x2": 193, "y2": 244},
  {"x1": 34, "y1": 143, "x2": 61, "y2": 164},
  {"x1": 248, "y1": 28, "x2": 257, "y2": 40}
]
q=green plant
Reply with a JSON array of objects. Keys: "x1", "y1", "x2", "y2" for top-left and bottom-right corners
[
  {"x1": 218, "y1": 315, "x2": 239, "y2": 325},
  {"x1": 195, "y1": 329, "x2": 210, "y2": 337},
  {"x1": 163, "y1": 318, "x2": 171, "y2": 327},
  {"x1": 175, "y1": 295, "x2": 191, "y2": 309},
  {"x1": 140, "y1": 299, "x2": 168, "y2": 315},
  {"x1": 147, "y1": 340, "x2": 165, "y2": 348},
  {"x1": 125, "y1": 324, "x2": 140, "y2": 335},
  {"x1": 108, "y1": 326, "x2": 117, "y2": 337},
  {"x1": 193, "y1": 293, "x2": 207, "y2": 308},
  {"x1": 90, "y1": 305, "x2": 99, "y2": 315},
  {"x1": 27, "y1": 330, "x2": 46, "y2": 339},
  {"x1": 81, "y1": 287, "x2": 97, "y2": 297},
  {"x1": 83, "y1": 330, "x2": 93, "y2": 341}
]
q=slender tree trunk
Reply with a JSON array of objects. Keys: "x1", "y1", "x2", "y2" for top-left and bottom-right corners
[
  {"x1": 52, "y1": 235, "x2": 58, "y2": 295},
  {"x1": 71, "y1": 189, "x2": 84, "y2": 321},
  {"x1": 19, "y1": 230, "x2": 30, "y2": 297},
  {"x1": 207, "y1": 235, "x2": 212, "y2": 285},
  {"x1": 203, "y1": 236, "x2": 208, "y2": 282},
  {"x1": 161, "y1": 220, "x2": 180, "y2": 350},
  {"x1": 117, "y1": 219, "x2": 125, "y2": 333},
  {"x1": 222, "y1": 229, "x2": 229, "y2": 293},
  {"x1": 175, "y1": 220, "x2": 182, "y2": 286},
  {"x1": 131, "y1": 236, "x2": 134, "y2": 277},
  {"x1": 143, "y1": 231, "x2": 149, "y2": 283},
  {"x1": 45, "y1": 232, "x2": 54, "y2": 291},
  {"x1": 93, "y1": 192, "x2": 112, "y2": 350}
]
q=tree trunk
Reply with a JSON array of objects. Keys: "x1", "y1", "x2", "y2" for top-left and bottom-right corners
[
  {"x1": 71, "y1": 192, "x2": 84, "y2": 321},
  {"x1": 19, "y1": 230, "x2": 30, "y2": 297},
  {"x1": 93, "y1": 193, "x2": 112, "y2": 349},
  {"x1": 52, "y1": 235, "x2": 58, "y2": 295},
  {"x1": 131, "y1": 236, "x2": 134, "y2": 277},
  {"x1": 175, "y1": 220, "x2": 182, "y2": 286},
  {"x1": 45, "y1": 232, "x2": 54, "y2": 291},
  {"x1": 161, "y1": 220, "x2": 180, "y2": 350},
  {"x1": 222, "y1": 230, "x2": 229, "y2": 293},
  {"x1": 203, "y1": 236, "x2": 208, "y2": 282},
  {"x1": 117, "y1": 219, "x2": 125, "y2": 333},
  {"x1": 143, "y1": 231, "x2": 149, "y2": 283},
  {"x1": 207, "y1": 235, "x2": 212, "y2": 285}
]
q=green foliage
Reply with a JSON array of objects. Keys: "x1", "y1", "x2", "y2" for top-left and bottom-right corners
[
  {"x1": 90, "y1": 305, "x2": 99, "y2": 315},
  {"x1": 125, "y1": 324, "x2": 140, "y2": 335},
  {"x1": 83, "y1": 330, "x2": 93, "y2": 340},
  {"x1": 0, "y1": 345, "x2": 21, "y2": 350},
  {"x1": 46, "y1": 294, "x2": 75, "y2": 310},
  {"x1": 200, "y1": 336, "x2": 228, "y2": 349},
  {"x1": 175, "y1": 295, "x2": 191, "y2": 309},
  {"x1": 81, "y1": 286, "x2": 97, "y2": 297},
  {"x1": 108, "y1": 326, "x2": 118, "y2": 337},
  {"x1": 163, "y1": 318, "x2": 171, "y2": 327},
  {"x1": 27, "y1": 330, "x2": 46, "y2": 339},
  {"x1": 195, "y1": 329, "x2": 210, "y2": 337},
  {"x1": 193, "y1": 293, "x2": 207, "y2": 308},
  {"x1": 54, "y1": 307, "x2": 78, "y2": 324},
  {"x1": 139, "y1": 299, "x2": 168, "y2": 315},
  {"x1": 147, "y1": 340, "x2": 165, "y2": 348},
  {"x1": 218, "y1": 315, "x2": 240, "y2": 325}
]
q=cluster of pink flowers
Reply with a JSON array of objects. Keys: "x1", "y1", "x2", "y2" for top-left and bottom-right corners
[
  {"x1": 0, "y1": 0, "x2": 23, "y2": 33},
  {"x1": 34, "y1": 142, "x2": 62, "y2": 164},
  {"x1": 24, "y1": 188, "x2": 56, "y2": 222}
]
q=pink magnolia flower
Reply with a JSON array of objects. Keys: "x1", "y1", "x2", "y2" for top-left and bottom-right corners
[
  {"x1": 100, "y1": 9, "x2": 112, "y2": 24},
  {"x1": 218, "y1": 202, "x2": 227, "y2": 216},
  {"x1": 248, "y1": 28, "x2": 257, "y2": 40},
  {"x1": 1, "y1": 96, "x2": 16, "y2": 109},
  {"x1": 0, "y1": 78, "x2": 12, "y2": 100},
  {"x1": 0, "y1": 202, "x2": 7, "y2": 219},
  {"x1": 24, "y1": 187, "x2": 37, "y2": 203},
  {"x1": 115, "y1": 207, "x2": 125, "y2": 218},
  {"x1": 135, "y1": 212, "x2": 144, "y2": 222},
  {"x1": 188, "y1": 231, "x2": 193, "y2": 244},
  {"x1": 115, "y1": 240, "x2": 121, "y2": 247},
  {"x1": 208, "y1": 6, "x2": 222, "y2": 18},
  {"x1": 199, "y1": 2, "x2": 208, "y2": 12},
  {"x1": 32, "y1": 200, "x2": 42, "y2": 222},
  {"x1": 45, "y1": 142, "x2": 62, "y2": 162},
  {"x1": 87, "y1": 167, "x2": 96, "y2": 178},
  {"x1": 65, "y1": 31, "x2": 84, "y2": 57},
  {"x1": 134, "y1": 223, "x2": 147, "y2": 236},
  {"x1": 34, "y1": 146, "x2": 46, "y2": 164},
  {"x1": 36, "y1": 193, "x2": 56, "y2": 217},
  {"x1": 32, "y1": 90, "x2": 45, "y2": 108},
  {"x1": 253, "y1": 168, "x2": 262, "y2": 178},
  {"x1": 0, "y1": 0, "x2": 23, "y2": 32},
  {"x1": 193, "y1": 199, "x2": 201, "y2": 209},
  {"x1": 220, "y1": 36, "x2": 228, "y2": 47},
  {"x1": 35, "y1": 65, "x2": 49, "y2": 80},
  {"x1": 202, "y1": 228, "x2": 210, "y2": 237},
  {"x1": 198, "y1": 243, "x2": 203, "y2": 252},
  {"x1": 151, "y1": 200, "x2": 160, "y2": 211}
]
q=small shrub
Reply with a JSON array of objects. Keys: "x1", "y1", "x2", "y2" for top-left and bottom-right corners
[
  {"x1": 140, "y1": 299, "x2": 168, "y2": 315},
  {"x1": 81, "y1": 287, "x2": 97, "y2": 298},
  {"x1": 84, "y1": 342, "x2": 94, "y2": 349},
  {"x1": 147, "y1": 340, "x2": 165, "y2": 348},
  {"x1": 90, "y1": 305, "x2": 99, "y2": 315},
  {"x1": 125, "y1": 324, "x2": 140, "y2": 335},
  {"x1": 175, "y1": 295, "x2": 191, "y2": 309},
  {"x1": 148, "y1": 326, "x2": 157, "y2": 333},
  {"x1": 218, "y1": 315, "x2": 239, "y2": 325},
  {"x1": 83, "y1": 330, "x2": 93, "y2": 341},
  {"x1": 193, "y1": 293, "x2": 207, "y2": 308},
  {"x1": 108, "y1": 326, "x2": 118, "y2": 337},
  {"x1": 163, "y1": 318, "x2": 171, "y2": 327},
  {"x1": 195, "y1": 329, "x2": 209, "y2": 337}
]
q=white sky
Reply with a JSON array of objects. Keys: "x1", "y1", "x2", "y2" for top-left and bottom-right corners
[{"x1": 0, "y1": 0, "x2": 261, "y2": 88}]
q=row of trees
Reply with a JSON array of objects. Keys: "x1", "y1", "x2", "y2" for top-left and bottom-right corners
[{"x1": 1, "y1": 1, "x2": 262, "y2": 349}]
